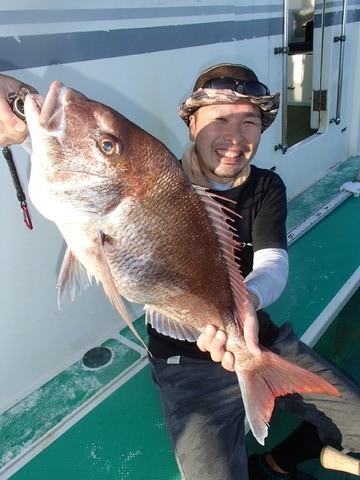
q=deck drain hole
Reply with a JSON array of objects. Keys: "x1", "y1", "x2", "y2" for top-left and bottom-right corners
[{"x1": 82, "y1": 346, "x2": 113, "y2": 369}]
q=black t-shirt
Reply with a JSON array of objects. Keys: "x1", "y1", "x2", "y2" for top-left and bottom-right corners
[{"x1": 147, "y1": 165, "x2": 288, "y2": 359}]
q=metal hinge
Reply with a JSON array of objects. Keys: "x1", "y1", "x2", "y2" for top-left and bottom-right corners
[
  {"x1": 313, "y1": 90, "x2": 327, "y2": 112},
  {"x1": 275, "y1": 144, "x2": 288, "y2": 154},
  {"x1": 274, "y1": 46, "x2": 288, "y2": 55}
]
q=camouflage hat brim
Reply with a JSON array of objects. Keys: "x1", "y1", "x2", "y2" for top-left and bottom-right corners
[{"x1": 178, "y1": 88, "x2": 280, "y2": 133}]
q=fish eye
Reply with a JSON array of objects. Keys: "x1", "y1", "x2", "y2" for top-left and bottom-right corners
[{"x1": 97, "y1": 134, "x2": 120, "y2": 157}]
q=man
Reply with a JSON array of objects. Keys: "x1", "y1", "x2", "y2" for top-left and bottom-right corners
[
  {"x1": 1, "y1": 64, "x2": 360, "y2": 480},
  {"x1": 146, "y1": 63, "x2": 360, "y2": 480}
]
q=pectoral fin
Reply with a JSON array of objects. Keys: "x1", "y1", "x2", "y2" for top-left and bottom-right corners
[
  {"x1": 96, "y1": 231, "x2": 148, "y2": 351},
  {"x1": 57, "y1": 248, "x2": 92, "y2": 309}
]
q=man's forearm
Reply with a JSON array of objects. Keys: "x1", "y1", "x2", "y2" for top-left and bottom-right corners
[{"x1": 245, "y1": 248, "x2": 289, "y2": 310}]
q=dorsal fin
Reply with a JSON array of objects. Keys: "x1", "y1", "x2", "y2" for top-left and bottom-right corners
[{"x1": 193, "y1": 185, "x2": 249, "y2": 330}]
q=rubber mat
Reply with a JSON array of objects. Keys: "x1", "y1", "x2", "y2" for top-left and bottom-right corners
[
  {"x1": 268, "y1": 195, "x2": 360, "y2": 336},
  {"x1": 11, "y1": 366, "x2": 180, "y2": 480}
]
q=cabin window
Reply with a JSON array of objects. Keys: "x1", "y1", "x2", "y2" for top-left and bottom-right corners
[{"x1": 286, "y1": 0, "x2": 317, "y2": 147}]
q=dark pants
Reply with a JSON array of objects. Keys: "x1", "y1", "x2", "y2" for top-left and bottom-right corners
[{"x1": 149, "y1": 323, "x2": 360, "y2": 480}]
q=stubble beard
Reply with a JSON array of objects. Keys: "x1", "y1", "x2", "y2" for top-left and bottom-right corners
[{"x1": 212, "y1": 164, "x2": 245, "y2": 179}]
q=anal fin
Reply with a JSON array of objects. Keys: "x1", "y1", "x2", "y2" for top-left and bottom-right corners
[{"x1": 145, "y1": 306, "x2": 200, "y2": 341}]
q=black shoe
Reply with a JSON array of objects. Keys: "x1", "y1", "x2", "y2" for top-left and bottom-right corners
[
  {"x1": 248, "y1": 454, "x2": 294, "y2": 480},
  {"x1": 248, "y1": 454, "x2": 317, "y2": 480}
]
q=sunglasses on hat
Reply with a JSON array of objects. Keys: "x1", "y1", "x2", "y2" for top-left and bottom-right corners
[{"x1": 201, "y1": 77, "x2": 270, "y2": 96}]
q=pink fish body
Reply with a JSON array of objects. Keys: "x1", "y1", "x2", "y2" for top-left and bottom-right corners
[{"x1": 24, "y1": 82, "x2": 340, "y2": 444}]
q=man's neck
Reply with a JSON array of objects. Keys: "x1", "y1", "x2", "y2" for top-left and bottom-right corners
[
  {"x1": 206, "y1": 164, "x2": 251, "y2": 190},
  {"x1": 207, "y1": 178, "x2": 234, "y2": 191}
]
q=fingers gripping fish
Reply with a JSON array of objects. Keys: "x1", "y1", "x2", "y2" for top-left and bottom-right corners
[{"x1": 24, "y1": 82, "x2": 340, "y2": 445}]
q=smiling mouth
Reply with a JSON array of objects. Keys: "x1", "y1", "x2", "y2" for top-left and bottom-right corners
[
  {"x1": 216, "y1": 149, "x2": 242, "y2": 157},
  {"x1": 216, "y1": 149, "x2": 244, "y2": 160}
]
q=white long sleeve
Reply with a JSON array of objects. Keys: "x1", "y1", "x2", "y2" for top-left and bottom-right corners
[{"x1": 244, "y1": 248, "x2": 289, "y2": 310}]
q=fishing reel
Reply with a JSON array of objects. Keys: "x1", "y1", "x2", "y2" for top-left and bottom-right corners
[{"x1": 7, "y1": 87, "x2": 29, "y2": 121}]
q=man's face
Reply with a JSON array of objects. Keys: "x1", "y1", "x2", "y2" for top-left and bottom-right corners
[{"x1": 188, "y1": 101, "x2": 262, "y2": 183}]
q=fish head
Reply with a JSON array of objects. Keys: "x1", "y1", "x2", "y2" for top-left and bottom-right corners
[{"x1": 25, "y1": 81, "x2": 172, "y2": 222}]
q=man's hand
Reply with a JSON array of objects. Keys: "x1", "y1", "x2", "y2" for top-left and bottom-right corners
[
  {"x1": 197, "y1": 294, "x2": 261, "y2": 372},
  {"x1": 0, "y1": 74, "x2": 33, "y2": 147},
  {"x1": 197, "y1": 325, "x2": 237, "y2": 371}
]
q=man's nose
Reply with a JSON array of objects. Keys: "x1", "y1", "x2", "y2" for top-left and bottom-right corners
[{"x1": 223, "y1": 124, "x2": 245, "y2": 144}]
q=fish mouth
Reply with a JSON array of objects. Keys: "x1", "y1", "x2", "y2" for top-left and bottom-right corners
[
  {"x1": 39, "y1": 81, "x2": 65, "y2": 131},
  {"x1": 39, "y1": 81, "x2": 70, "y2": 134},
  {"x1": 24, "y1": 81, "x2": 66, "y2": 135}
]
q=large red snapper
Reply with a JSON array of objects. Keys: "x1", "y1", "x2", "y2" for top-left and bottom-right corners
[{"x1": 24, "y1": 82, "x2": 340, "y2": 444}]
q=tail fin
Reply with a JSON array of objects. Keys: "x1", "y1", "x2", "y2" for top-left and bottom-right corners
[{"x1": 235, "y1": 350, "x2": 341, "y2": 445}]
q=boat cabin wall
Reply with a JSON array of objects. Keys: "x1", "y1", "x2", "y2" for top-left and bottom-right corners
[
  {"x1": 278, "y1": 3, "x2": 360, "y2": 198},
  {"x1": 0, "y1": 1, "x2": 359, "y2": 412}
]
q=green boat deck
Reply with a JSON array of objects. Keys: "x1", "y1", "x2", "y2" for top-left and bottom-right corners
[{"x1": 1, "y1": 156, "x2": 360, "y2": 479}]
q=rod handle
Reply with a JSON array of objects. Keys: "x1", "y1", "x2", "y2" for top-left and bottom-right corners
[{"x1": 321, "y1": 446, "x2": 360, "y2": 476}]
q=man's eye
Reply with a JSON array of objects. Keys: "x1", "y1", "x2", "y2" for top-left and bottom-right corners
[{"x1": 245, "y1": 120, "x2": 261, "y2": 126}]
